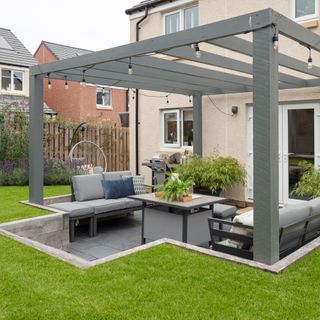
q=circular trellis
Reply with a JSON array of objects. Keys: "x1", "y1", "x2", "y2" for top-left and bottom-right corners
[{"x1": 69, "y1": 140, "x2": 107, "y2": 171}]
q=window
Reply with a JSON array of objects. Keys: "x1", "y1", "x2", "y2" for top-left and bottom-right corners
[
  {"x1": 1, "y1": 69, "x2": 24, "y2": 92},
  {"x1": 96, "y1": 87, "x2": 111, "y2": 107},
  {"x1": 293, "y1": 0, "x2": 318, "y2": 21},
  {"x1": 0, "y1": 36, "x2": 13, "y2": 50},
  {"x1": 162, "y1": 109, "x2": 193, "y2": 147},
  {"x1": 164, "y1": 5, "x2": 198, "y2": 34}
]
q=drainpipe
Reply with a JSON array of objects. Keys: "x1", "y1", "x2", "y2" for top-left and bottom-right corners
[{"x1": 135, "y1": 7, "x2": 149, "y2": 175}]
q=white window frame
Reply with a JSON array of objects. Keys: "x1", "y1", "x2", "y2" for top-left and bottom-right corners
[
  {"x1": 162, "y1": 109, "x2": 181, "y2": 148},
  {"x1": 0, "y1": 68, "x2": 24, "y2": 93},
  {"x1": 96, "y1": 86, "x2": 112, "y2": 109},
  {"x1": 292, "y1": 0, "x2": 318, "y2": 22},
  {"x1": 163, "y1": 5, "x2": 198, "y2": 35}
]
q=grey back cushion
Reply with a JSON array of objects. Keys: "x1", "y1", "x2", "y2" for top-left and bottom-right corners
[
  {"x1": 279, "y1": 203, "x2": 311, "y2": 252},
  {"x1": 102, "y1": 171, "x2": 132, "y2": 181},
  {"x1": 72, "y1": 174, "x2": 104, "y2": 201}
]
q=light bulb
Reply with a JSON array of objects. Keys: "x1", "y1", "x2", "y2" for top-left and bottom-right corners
[
  {"x1": 128, "y1": 64, "x2": 133, "y2": 75},
  {"x1": 64, "y1": 82, "x2": 69, "y2": 89},
  {"x1": 195, "y1": 44, "x2": 202, "y2": 59},
  {"x1": 272, "y1": 35, "x2": 279, "y2": 50},
  {"x1": 308, "y1": 57, "x2": 313, "y2": 69},
  {"x1": 48, "y1": 81, "x2": 52, "y2": 90}
]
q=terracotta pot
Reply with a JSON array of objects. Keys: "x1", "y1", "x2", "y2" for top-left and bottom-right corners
[{"x1": 155, "y1": 191, "x2": 164, "y2": 198}]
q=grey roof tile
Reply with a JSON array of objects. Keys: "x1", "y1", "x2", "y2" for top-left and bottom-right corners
[
  {"x1": 0, "y1": 27, "x2": 38, "y2": 67},
  {"x1": 42, "y1": 41, "x2": 93, "y2": 60}
]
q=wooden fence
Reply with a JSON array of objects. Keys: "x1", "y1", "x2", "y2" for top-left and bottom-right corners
[{"x1": 44, "y1": 122, "x2": 130, "y2": 172}]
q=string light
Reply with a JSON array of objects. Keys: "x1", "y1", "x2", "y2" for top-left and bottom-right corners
[
  {"x1": 64, "y1": 76, "x2": 69, "y2": 90},
  {"x1": 194, "y1": 43, "x2": 202, "y2": 59},
  {"x1": 272, "y1": 34, "x2": 279, "y2": 50},
  {"x1": 80, "y1": 70, "x2": 86, "y2": 87},
  {"x1": 307, "y1": 47, "x2": 313, "y2": 69},
  {"x1": 47, "y1": 73, "x2": 52, "y2": 90},
  {"x1": 128, "y1": 57, "x2": 133, "y2": 75}
]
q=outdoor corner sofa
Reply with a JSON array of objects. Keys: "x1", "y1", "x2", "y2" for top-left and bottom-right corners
[
  {"x1": 208, "y1": 198, "x2": 320, "y2": 260},
  {"x1": 49, "y1": 171, "x2": 143, "y2": 242}
]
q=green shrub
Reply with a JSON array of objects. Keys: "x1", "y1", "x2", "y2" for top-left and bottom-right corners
[
  {"x1": 175, "y1": 153, "x2": 246, "y2": 193},
  {"x1": 292, "y1": 161, "x2": 320, "y2": 199},
  {"x1": 0, "y1": 167, "x2": 28, "y2": 186}
]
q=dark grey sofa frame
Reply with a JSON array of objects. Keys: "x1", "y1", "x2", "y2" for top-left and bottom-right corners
[{"x1": 208, "y1": 214, "x2": 320, "y2": 260}]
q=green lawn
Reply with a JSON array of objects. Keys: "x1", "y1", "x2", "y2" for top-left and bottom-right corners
[
  {"x1": 0, "y1": 186, "x2": 319, "y2": 319},
  {"x1": 0, "y1": 185, "x2": 70, "y2": 223}
]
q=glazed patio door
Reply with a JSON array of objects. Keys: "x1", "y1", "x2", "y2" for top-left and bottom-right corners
[{"x1": 247, "y1": 103, "x2": 320, "y2": 204}]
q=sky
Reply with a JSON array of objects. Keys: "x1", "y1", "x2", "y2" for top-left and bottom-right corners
[{"x1": 1, "y1": 0, "x2": 140, "y2": 54}]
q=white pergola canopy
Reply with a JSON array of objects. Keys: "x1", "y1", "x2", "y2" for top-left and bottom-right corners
[{"x1": 29, "y1": 8, "x2": 320, "y2": 264}]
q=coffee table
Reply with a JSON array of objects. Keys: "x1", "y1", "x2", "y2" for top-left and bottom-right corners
[{"x1": 128, "y1": 193, "x2": 226, "y2": 245}]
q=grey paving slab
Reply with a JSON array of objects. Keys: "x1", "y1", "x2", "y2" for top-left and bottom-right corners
[{"x1": 69, "y1": 212, "x2": 142, "y2": 261}]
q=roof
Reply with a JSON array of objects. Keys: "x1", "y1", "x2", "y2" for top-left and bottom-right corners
[
  {"x1": 125, "y1": 0, "x2": 175, "y2": 15},
  {"x1": 41, "y1": 41, "x2": 93, "y2": 61},
  {"x1": 0, "y1": 27, "x2": 38, "y2": 67}
]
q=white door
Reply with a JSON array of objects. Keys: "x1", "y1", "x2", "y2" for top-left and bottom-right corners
[{"x1": 247, "y1": 103, "x2": 320, "y2": 204}]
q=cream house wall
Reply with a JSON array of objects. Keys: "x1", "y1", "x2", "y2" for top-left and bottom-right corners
[{"x1": 129, "y1": 0, "x2": 320, "y2": 200}]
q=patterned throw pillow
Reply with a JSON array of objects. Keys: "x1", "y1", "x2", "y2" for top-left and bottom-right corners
[{"x1": 123, "y1": 175, "x2": 145, "y2": 194}]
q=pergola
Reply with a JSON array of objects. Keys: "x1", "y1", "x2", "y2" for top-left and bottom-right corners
[{"x1": 29, "y1": 8, "x2": 320, "y2": 265}]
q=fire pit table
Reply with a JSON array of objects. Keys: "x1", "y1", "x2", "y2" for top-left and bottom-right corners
[{"x1": 128, "y1": 193, "x2": 226, "y2": 245}]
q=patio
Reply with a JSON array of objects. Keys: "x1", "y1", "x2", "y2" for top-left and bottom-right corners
[{"x1": 29, "y1": 8, "x2": 320, "y2": 265}]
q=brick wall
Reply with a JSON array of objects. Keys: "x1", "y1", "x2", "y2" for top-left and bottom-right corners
[{"x1": 34, "y1": 43, "x2": 128, "y2": 124}]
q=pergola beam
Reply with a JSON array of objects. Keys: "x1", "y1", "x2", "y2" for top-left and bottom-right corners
[
  {"x1": 163, "y1": 47, "x2": 306, "y2": 87},
  {"x1": 208, "y1": 36, "x2": 320, "y2": 78},
  {"x1": 30, "y1": 9, "x2": 274, "y2": 76}
]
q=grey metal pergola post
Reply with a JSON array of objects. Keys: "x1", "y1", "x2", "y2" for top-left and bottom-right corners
[
  {"x1": 252, "y1": 26, "x2": 279, "y2": 264},
  {"x1": 29, "y1": 75, "x2": 44, "y2": 205},
  {"x1": 193, "y1": 92, "x2": 203, "y2": 156}
]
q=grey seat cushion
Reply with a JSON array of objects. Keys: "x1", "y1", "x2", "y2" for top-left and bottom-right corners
[
  {"x1": 72, "y1": 174, "x2": 104, "y2": 201},
  {"x1": 102, "y1": 171, "x2": 132, "y2": 181},
  {"x1": 213, "y1": 204, "x2": 237, "y2": 219},
  {"x1": 121, "y1": 198, "x2": 142, "y2": 209},
  {"x1": 81, "y1": 199, "x2": 127, "y2": 214},
  {"x1": 48, "y1": 202, "x2": 94, "y2": 218}
]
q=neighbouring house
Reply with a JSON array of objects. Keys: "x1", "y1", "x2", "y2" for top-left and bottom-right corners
[
  {"x1": 34, "y1": 41, "x2": 128, "y2": 125},
  {"x1": 126, "y1": 0, "x2": 320, "y2": 205},
  {"x1": 0, "y1": 27, "x2": 56, "y2": 116}
]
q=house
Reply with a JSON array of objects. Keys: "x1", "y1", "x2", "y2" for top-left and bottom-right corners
[
  {"x1": 125, "y1": 0, "x2": 320, "y2": 205},
  {"x1": 0, "y1": 28, "x2": 55, "y2": 115},
  {"x1": 34, "y1": 41, "x2": 128, "y2": 125}
]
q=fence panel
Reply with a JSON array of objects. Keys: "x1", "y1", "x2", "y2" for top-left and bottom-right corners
[{"x1": 43, "y1": 122, "x2": 130, "y2": 172}]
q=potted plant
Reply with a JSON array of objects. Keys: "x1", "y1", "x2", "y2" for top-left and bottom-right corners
[
  {"x1": 175, "y1": 152, "x2": 246, "y2": 196},
  {"x1": 154, "y1": 184, "x2": 165, "y2": 198},
  {"x1": 163, "y1": 173, "x2": 194, "y2": 202},
  {"x1": 292, "y1": 161, "x2": 320, "y2": 199}
]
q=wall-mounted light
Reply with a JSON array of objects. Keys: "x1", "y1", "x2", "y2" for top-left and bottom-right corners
[
  {"x1": 231, "y1": 106, "x2": 238, "y2": 115},
  {"x1": 64, "y1": 76, "x2": 69, "y2": 90},
  {"x1": 47, "y1": 73, "x2": 52, "y2": 90},
  {"x1": 189, "y1": 95, "x2": 192, "y2": 104},
  {"x1": 128, "y1": 57, "x2": 133, "y2": 75},
  {"x1": 166, "y1": 95, "x2": 169, "y2": 104},
  {"x1": 194, "y1": 43, "x2": 202, "y2": 59},
  {"x1": 307, "y1": 47, "x2": 313, "y2": 70}
]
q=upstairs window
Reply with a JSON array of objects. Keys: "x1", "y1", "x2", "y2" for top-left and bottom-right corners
[
  {"x1": 1, "y1": 69, "x2": 24, "y2": 92},
  {"x1": 96, "y1": 87, "x2": 112, "y2": 108},
  {"x1": 293, "y1": 0, "x2": 318, "y2": 21},
  {"x1": 164, "y1": 5, "x2": 198, "y2": 34}
]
